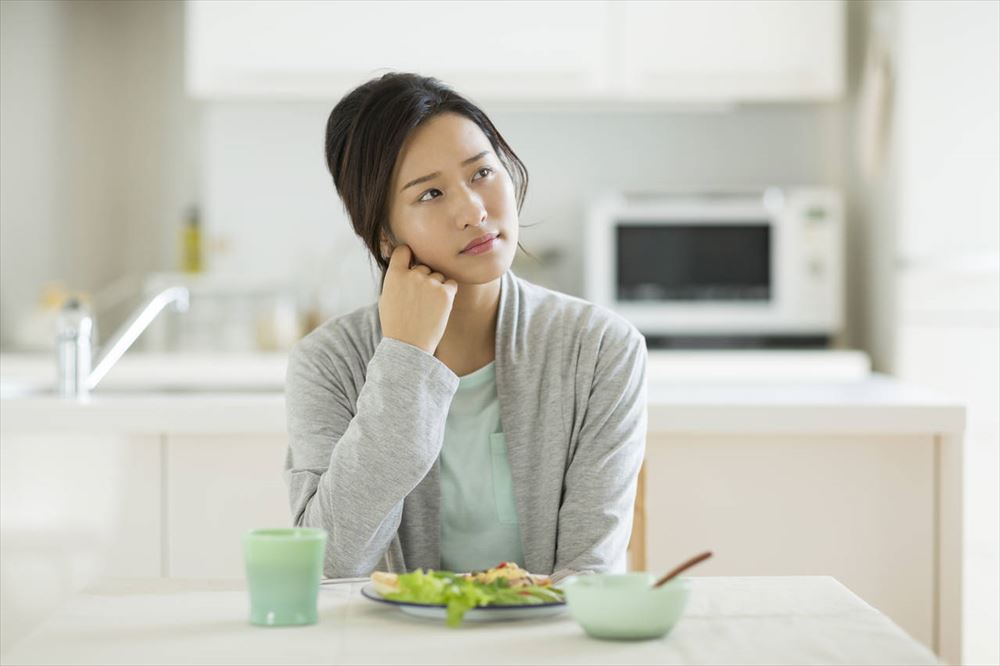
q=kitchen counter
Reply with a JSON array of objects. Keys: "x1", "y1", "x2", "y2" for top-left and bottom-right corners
[
  {"x1": 0, "y1": 375, "x2": 964, "y2": 435},
  {"x1": 0, "y1": 576, "x2": 940, "y2": 665},
  {"x1": 0, "y1": 348, "x2": 873, "y2": 390},
  {"x1": 0, "y1": 351, "x2": 963, "y2": 436}
]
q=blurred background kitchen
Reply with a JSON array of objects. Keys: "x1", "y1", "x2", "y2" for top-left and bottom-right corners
[{"x1": 0, "y1": 1, "x2": 997, "y2": 663}]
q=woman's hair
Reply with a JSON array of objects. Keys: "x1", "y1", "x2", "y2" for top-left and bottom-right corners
[{"x1": 324, "y1": 71, "x2": 531, "y2": 283}]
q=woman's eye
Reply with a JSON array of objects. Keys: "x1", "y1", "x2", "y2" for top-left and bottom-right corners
[{"x1": 417, "y1": 168, "x2": 494, "y2": 203}]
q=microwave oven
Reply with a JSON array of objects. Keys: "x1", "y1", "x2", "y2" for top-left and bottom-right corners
[{"x1": 584, "y1": 188, "x2": 844, "y2": 348}]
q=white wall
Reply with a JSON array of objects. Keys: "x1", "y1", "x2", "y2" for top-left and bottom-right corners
[
  {"x1": 200, "y1": 101, "x2": 847, "y2": 327},
  {"x1": 0, "y1": 0, "x2": 196, "y2": 350},
  {"x1": 894, "y1": 2, "x2": 1000, "y2": 264},
  {"x1": 0, "y1": 0, "x2": 65, "y2": 349}
]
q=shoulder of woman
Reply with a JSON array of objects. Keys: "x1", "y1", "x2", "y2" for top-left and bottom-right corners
[{"x1": 513, "y1": 275, "x2": 643, "y2": 348}]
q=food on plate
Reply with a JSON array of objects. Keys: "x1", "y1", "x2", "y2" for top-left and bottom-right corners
[
  {"x1": 369, "y1": 561, "x2": 565, "y2": 627},
  {"x1": 466, "y1": 561, "x2": 553, "y2": 587}
]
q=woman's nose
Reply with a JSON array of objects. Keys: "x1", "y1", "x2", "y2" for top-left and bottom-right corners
[{"x1": 452, "y1": 190, "x2": 487, "y2": 229}]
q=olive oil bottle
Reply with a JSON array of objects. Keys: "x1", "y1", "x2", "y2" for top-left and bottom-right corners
[{"x1": 181, "y1": 206, "x2": 203, "y2": 273}]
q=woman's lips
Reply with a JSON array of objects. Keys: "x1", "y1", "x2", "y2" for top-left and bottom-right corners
[{"x1": 460, "y1": 232, "x2": 499, "y2": 255}]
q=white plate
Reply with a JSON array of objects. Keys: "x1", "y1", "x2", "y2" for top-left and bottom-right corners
[{"x1": 360, "y1": 583, "x2": 567, "y2": 622}]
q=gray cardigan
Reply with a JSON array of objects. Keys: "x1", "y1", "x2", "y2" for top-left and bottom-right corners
[{"x1": 284, "y1": 270, "x2": 648, "y2": 582}]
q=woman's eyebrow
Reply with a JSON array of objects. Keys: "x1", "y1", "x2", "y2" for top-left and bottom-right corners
[{"x1": 400, "y1": 150, "x2": 491, "y2": 192}]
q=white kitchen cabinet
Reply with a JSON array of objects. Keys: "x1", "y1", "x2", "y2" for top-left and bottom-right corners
[
  {"x1": 0, "y1": 435, "x2": 161, "y2": 653},
  {"x1": 619, "y1": 0, "x2": 844, "y2": 101},
  {"x1": 186, "y1": 0, "x2": 612, "y2": 101},
  {"x1": 166, "y1": 434, "x2": 291, "y2": 578},
  {"x1": 644, "y1": 433, "x2": 936, "y2": 651},
  {"x1": 185, "y1": 0, "x2": 843, "y2": 103},
  {"x1": 0, "y1": 435, "x2": 162, "y2": 578}
]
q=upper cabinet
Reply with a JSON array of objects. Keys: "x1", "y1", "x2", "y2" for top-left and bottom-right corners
[
  {"x1": 619, "y1": 1, "x2": 844, "y2": 101},
  {"x1": 186, "y1": 0, "x2": 843, "y2": 104}
]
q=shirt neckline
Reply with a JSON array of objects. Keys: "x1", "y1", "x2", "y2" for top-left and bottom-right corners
[{"x1": 456, "y1": 360, "x2": 496, "y2": 389}]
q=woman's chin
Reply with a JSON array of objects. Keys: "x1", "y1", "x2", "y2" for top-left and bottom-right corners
[{"x1": 450, "y1": 257, "x2": 512, "y2": 286}]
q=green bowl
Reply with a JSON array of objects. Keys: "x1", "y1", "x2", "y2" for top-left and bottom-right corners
[{"x1": 561, "y1": 572, "x2": 690, "y2": 640}]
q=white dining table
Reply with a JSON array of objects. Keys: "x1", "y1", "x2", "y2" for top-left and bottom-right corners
[{"x1": 0, "y1": 576, "x2": 941, "y2": 666}]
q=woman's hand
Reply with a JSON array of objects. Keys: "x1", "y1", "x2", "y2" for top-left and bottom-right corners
[{"x1": 378, "y1": 245, "x2": 458, "y2": 355}]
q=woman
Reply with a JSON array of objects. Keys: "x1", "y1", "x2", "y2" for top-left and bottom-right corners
[{"x1": 284, "y1": 72, "x2": 647, "y2": 583}]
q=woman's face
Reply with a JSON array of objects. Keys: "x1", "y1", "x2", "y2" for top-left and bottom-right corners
[{"x1": 385, "y1": 112, "x2": 519, "y2": 284}]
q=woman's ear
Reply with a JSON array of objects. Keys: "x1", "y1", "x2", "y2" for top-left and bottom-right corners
[{"x1": 380, "y1": 226, "x2": 400, "y2": 260}]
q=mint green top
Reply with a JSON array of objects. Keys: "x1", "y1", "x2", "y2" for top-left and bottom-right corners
[{"x1": 439, "y1": 361, "x2": 525, "y2": 573}]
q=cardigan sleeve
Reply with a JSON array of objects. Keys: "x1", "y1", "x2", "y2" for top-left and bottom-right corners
[
  {"x1": 550, "y1": 320, "x2": 648, "y2": 582},
  {"x1": 284, "y1": 333, "x2": 458, "y2": 578}
]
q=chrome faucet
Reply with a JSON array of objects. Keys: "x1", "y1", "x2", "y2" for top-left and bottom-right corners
[{"x1": 56, "y1": 286, "x2": 190, "y2": 398}]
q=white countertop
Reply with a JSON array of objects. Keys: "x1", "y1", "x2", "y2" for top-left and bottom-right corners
[
  {"x1": 0, "y1": 352, "x2": 964, "y2": 436},
  {"x1": 0, "y1": 576, "x2": 940, "y2": 665},
  {"x1": 1, "y1": 349, "x2": 872, "y2": 390}
]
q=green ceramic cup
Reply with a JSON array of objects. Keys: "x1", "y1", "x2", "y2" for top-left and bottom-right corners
[
  {"x1": 242, "y1": 527, "x2": 327, "y2": 626},
  {"x1": 562, "y1": 572, "x2": 690, "y2": 640}
]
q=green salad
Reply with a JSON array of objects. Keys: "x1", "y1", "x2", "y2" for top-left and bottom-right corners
[{"x1": 382, "y1": 569, "x2": 565, "y2": 627}]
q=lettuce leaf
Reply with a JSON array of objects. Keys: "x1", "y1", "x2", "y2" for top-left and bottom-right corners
[{"x1": 382, "y1": 569, "x2": 564, "y2": 627}]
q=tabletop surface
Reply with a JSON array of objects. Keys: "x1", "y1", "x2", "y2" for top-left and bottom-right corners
[{"x1": 1, "y1": 576, "x2": 940, "y2": 666}]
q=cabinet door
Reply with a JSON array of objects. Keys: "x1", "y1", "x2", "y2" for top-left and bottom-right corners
[
  {"x1": 167, "y1": 434, "x2": 291, "y2": 578},
  {"x1": 1, "y1": 435, "x2": 161, "y2": 651},
  {"x1": 187, "y1": 0, "x2": 612, "y2": 100},
  {"x1": 643, "y1": 434, "x2": 935, "y2": 649},
  {"x1": 619, "y1": 0, "x2": 844, "y2": 101}
]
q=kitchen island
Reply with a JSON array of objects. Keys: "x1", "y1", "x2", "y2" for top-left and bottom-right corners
[{"x1": 0, "y1": 352, "x2": 964, "y2": 663}]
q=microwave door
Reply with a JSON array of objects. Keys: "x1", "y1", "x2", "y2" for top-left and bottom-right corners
[{"x1": 615, "y1": 223, "x2": 772, "y2": 303}]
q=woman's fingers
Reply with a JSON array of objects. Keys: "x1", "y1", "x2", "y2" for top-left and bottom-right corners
[
  {"x1": 387, "y1": 244, "x2": 449, "y2": 283},
  {"x1": 387, "y1": 245, "x2": 411, "y2": 272},
  {"x1": 378, "y1": 249, "x2": 458, "y2": 355}
]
